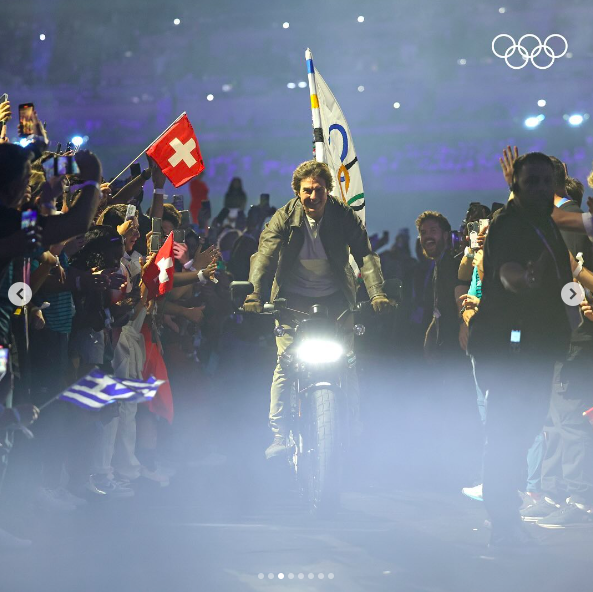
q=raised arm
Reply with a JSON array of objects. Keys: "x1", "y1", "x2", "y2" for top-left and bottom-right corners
[{"x1": 41, "y1": 151, "x2": 102, "y2": 246}]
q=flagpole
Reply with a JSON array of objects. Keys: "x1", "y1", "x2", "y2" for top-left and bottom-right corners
[
  {"x1": 108, "y1": 112, "x2": 187, "y2": 185},
  {"x1": 305, "y1": 49, "x2": 325, "y2": 163},
  {"x1": 37, "y1": 365, "x2": 101, "y2": 411},
  {"x1": 38, "y1": 393, "x2": 61, "y2": 411}
]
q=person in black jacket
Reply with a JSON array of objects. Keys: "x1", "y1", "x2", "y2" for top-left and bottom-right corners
[{"x1": 468, "y1": 152, "x2": 575, "y2": 548}]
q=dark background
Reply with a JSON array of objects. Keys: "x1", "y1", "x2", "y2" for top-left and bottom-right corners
[{"x1": 2, "y1": 0, "x2": 592, "y2": 233}]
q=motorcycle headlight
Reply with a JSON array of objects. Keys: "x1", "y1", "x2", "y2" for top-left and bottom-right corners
[{"x1": 296, "y1": 339, "x2": 344, "y2": 364}]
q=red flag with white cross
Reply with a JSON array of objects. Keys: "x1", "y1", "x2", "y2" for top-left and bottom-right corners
[
  {"x1": 142, "y1": 232, "x2": 175, "y2": 299},
  {"x1": 146, "y1": 113, "x2": 205, "y2": 187}
]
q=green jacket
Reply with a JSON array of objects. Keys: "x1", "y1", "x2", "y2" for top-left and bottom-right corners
[{"x1": 248, "y1": 195, "x2": 385, "y2": 306}]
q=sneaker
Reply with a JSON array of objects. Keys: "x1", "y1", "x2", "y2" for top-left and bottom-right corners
[
  {"x1": 79, "y1": 476, "x2": 108, "y2": 499},
  {"x1": 520, "y1": 490, "x2": 541, "y2": 509},
  {"x1": 155, "y1": 462, "x2": 177, "y2": 477},
  {"x1": 462, "y1": 484, "x2": 483, "y2": 502},
  {"x1": 536, "y1": 503, "x2": 593, "y2": 529},
  {"x1": 139, "y1": 466, "x2": 170, "y2": 487},
  {"x1": 264, "y1": 435, "x2": 291, "y2": 460},
  {"x1": 55, "y1": 487, "x2": 88, "y2": 507},
  {"x1": 34, "y1": 487, "x2": 77, "y2": 513},
  {"x1": 92, "y1": 477, "x2": 135, "y2": 499},
  {"x1": 520, "y1": 496, "x2": 561, "y2": 522},
  {"x1": 0, "y1": 527, "x2": 32, "y2": 550}
]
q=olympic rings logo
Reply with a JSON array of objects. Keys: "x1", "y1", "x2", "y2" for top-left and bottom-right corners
[{"x1": 492, "y1": 34, "x2": 568, "y2": 70}]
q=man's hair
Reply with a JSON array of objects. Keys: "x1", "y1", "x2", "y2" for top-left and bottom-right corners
[
  {"x1": 162, "y1": 203, "x2": 181, "y2": 228},
  {"x1": 588, "y1": 163, "x2": 593, "y2": 190},
  {"x1": 291, "y1": 160, "x2": 334, "y2": 196},
  {"x1": 548, "y1": 156, "x2": 567, "y2": 193},
  {"x1": 512, "y1": 152, "x2": 554, "y2": 192},
  {"x1": 0, "y1": 144, "x2": 32, "y2": 190},
  {"x1": 70, "y1": 225, "x2": 122, "y2": 271},
  {"x1": 415, "y1": 211, "x2": 451, "y2": 233},
  {"x1": 97, "y1": 204, "x2": 128, "y2": 228},
  {"x1": 566, "y1": 176, "x2": 584, "y2": 207}
]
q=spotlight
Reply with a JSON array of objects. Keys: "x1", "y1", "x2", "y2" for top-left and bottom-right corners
[
  {"x1": 393, "y1": 102, "x2": 401, "y2": 109},
  {"x1": 39, "y1": 34, "x2": 46, "y2": 41},
  {"x1": 173, "y1": 18, "x2": 180, "y2": 25},
  {"x1": 283, "y1": 22, "x2": 290, "y2": 29},
  {"x1": 287, "y1": 82, "x2": 296, "y2": 89},
  {"x1": 457, "y1": 59, "x2": 467, "y2": 65},
  {"x1": 222, "y1": 84, "x2": 232, "y2": 92},
  {"x1": 206, "y1": 94, "x2": 214, "y2": 101},
  {"x1": 357, "y1": 16, "x2": 365, "y2": 23},
  {"x1": 71, "y1": 136, "x2": 84, "y2": 148},
  {"x1": 524, "y1": 115, "x2": 545, "y2": 129},
  {"x1": 537, "y1": 99, "x2": 546, "y2": 107},
  {"x1": 18, "y1": 138, "x2": 31, "y2": 147},
  {"x1": 499, "y1": 7, "x2": 506, "y2": 13},
  {"x1": 297, "y1": 81, "x2": 307, "y2": 88},
  {"x1": 357, "y1": 85, "x2": 365, "y2": 92},
  {"x1": 568, "y1": 114, "x2": 584, "y2": 126}
]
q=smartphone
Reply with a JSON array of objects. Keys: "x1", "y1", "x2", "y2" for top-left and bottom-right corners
[
  {"x1": 125, "y1": 204, "x2": 137, "y2": 220},
  {"x1": 0, "y1": 347, "x2": 8, "y2": 375},
  {"x1": 173, "y1": 229, "x2": 186, "y2": 243},
  {"x1": 18, "y1": 103, "x2": 36, "y2": 137},
  {"x1": 172, "y1": 195, "x2": 184, "y2": 211},
  {"x1": 467, "y1": 221, "x2": 480, "y2": 250},
  {"x1": 149, "y1": 233, "x2": 162, "y2": 253},
  {"x1": 510, "y1": 329, "x2": 521, "y2": 353},
  {"x1": 130, "y1": 163, "x2": 142, "y2": 179},
  {"x1": 42, "y1": 156, "x2": 80, "y2": 178},
  {"x1": 479, "y1": 219, "x2": 489, "y2": 233},
  {"x1": 21, "y1": 209, "x2": 37, "y2": 230},
  {"x1": 259, "y1": 193, "x2": 270, "y2": 208},
  {"x1": 151, "y1": 217, "x2": 162, "y2": 234},
  {"x1": 180, "y1": 210, "x2": 191, "y2": 227},
  {"x1": 0, "y1": 93, "x2": 7, "y2": 135}
]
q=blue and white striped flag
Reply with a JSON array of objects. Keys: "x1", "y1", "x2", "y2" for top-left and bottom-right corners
[{"x1": 58, "y1": 369, "x2": 164, "y2": 410}]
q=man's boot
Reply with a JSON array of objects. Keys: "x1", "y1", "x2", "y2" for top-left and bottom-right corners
[{"x1": 265, "y1": 434, "x2": 290, "y2": 460}]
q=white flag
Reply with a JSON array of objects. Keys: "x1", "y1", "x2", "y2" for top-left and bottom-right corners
[{"x1": 314, "y1": 71, "x2": 366, "y2": 226}]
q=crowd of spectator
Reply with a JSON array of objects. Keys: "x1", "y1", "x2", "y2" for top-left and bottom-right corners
[{"x1": 1, "y1": 92, "x2": 593, "y2": 552}]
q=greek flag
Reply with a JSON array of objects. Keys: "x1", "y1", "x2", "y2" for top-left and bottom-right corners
[{"x1": 58, "y1": 369, "x2": 164, "y2": 410}]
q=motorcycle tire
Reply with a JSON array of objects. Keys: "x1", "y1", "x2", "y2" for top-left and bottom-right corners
[{"x1": 309, "y1": 388, "x2": 341, "y2": 518}]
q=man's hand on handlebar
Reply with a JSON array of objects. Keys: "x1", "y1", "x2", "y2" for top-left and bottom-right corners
[
  {"x1": 243, "y1": 293, "x2": 264, "y2": 313},
  {"x1": 371, "y1": 294, "x2": 396, "y2": 314}
]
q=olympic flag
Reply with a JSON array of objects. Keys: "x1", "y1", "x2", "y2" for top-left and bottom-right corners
[{"x1": 305, "y1": 48, "x2": 366, "y2": 226}]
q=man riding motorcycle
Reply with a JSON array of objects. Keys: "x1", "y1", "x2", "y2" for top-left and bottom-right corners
[{"x1": 243, "y1": 160, "x2": 393, "y2": 458}]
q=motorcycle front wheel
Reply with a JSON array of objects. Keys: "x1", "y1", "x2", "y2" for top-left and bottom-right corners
[{"x1": 308, "y1": 388, "x2": 341, "y2": 518}]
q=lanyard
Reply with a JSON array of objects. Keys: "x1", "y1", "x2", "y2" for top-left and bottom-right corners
[{"x1": 522, "y1": 216, "x2": 564, "y2": 283}]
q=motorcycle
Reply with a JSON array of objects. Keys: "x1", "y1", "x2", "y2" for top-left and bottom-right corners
[{"x1": 230, "y1": 279, "x2": 401, "y2": 517}]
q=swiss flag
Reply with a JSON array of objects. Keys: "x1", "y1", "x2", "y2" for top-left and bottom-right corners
[
  {"x1": 143, "y1": 232, "x2": 175, "y2": 299},
  {"x1": 146, "y1": 113, "x2": 205, "y2": 188}
]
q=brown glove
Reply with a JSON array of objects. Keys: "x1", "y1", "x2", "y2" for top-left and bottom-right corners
[
  {"x1": 371, "y1": 294, "x2": 395, "y2": 314},
  {"x1": 243, "y1": 293, "x2": 263, "y2": 313}
]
